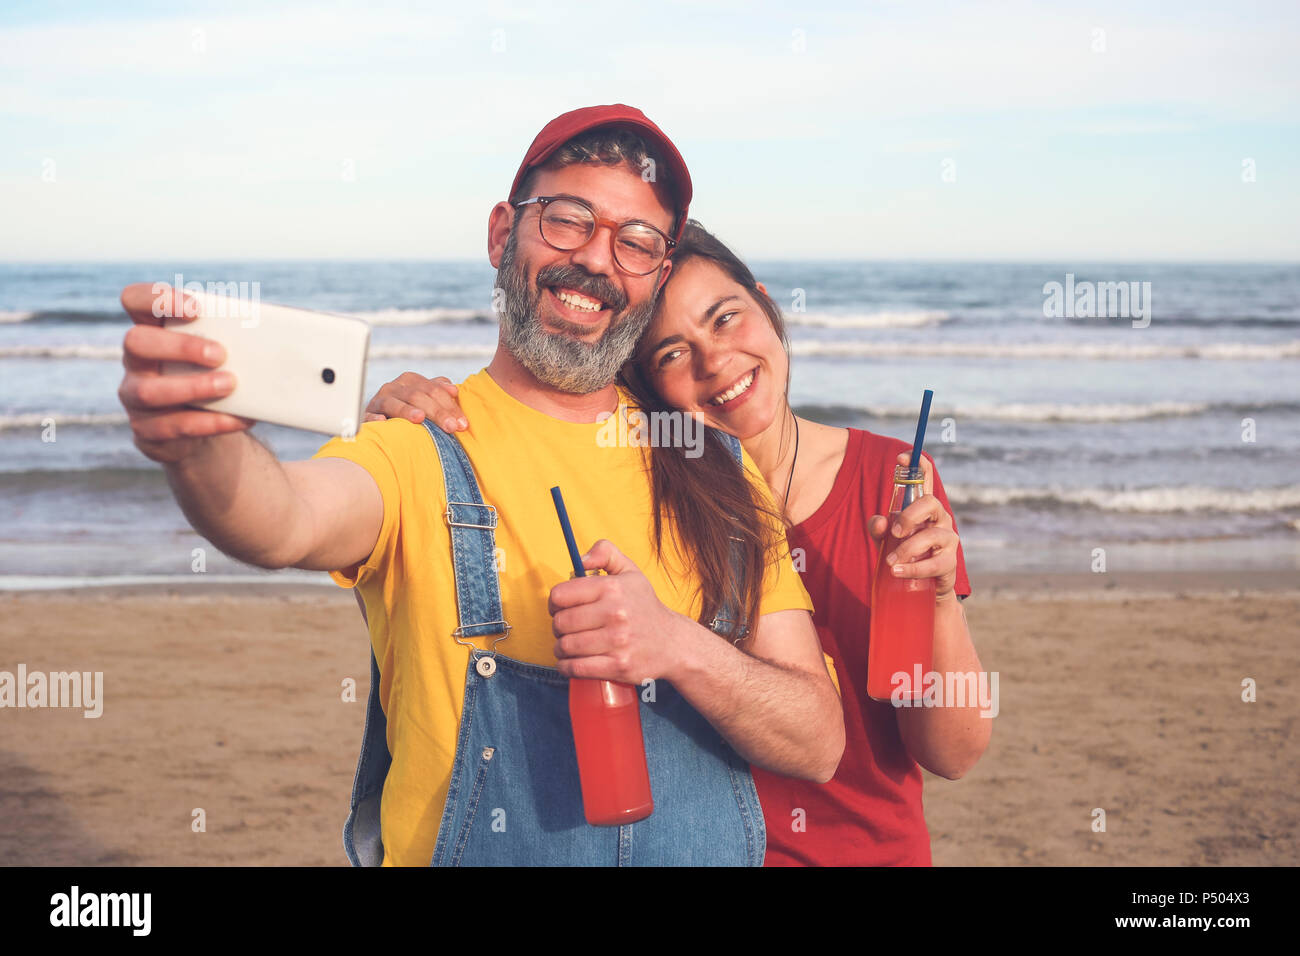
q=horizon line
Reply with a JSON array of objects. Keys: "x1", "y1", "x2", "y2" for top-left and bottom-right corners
[{"x1": 3, "y1": 257, "x2": 1298, "y2": 266}]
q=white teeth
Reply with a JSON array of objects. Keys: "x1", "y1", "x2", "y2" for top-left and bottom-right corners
[
  {"x1": 554, "y1": 289, "x2": 603, "y2": 312},
  {"x1": 710, "y1": 370, "x2": 755, "y2": 405}
]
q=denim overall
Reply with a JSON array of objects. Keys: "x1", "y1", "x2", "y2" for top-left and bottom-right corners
[{"x1": 343, "y1": 421, "x2": 764, "y2": 866}]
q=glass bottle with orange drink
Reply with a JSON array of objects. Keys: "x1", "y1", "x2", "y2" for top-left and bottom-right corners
[
  {"x1": 551, "y1": 486, "x2": 654, "y2": 825},
  {"x1": 867, "y1": 463, "x2": 937, "y2": 701}
]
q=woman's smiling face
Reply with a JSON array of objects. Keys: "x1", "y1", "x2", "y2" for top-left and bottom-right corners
[{"x1": 637, "y1": 257, "x2": 788, "y2": 440}]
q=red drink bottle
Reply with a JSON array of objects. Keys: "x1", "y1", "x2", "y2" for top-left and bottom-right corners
[
  {"x1": 549, "y1": 484, "x2": 653, "y2": 826},
  {"x1": 867, "y1": 464, "x2": 936, "y2": 701},
  {"x1": 569, "y1": 678, "x2": 654, "y2": 825}
]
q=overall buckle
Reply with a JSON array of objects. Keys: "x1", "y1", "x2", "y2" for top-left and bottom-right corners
[{"x1": 446, "y1": 501, "x2": 498, "y2": 530}]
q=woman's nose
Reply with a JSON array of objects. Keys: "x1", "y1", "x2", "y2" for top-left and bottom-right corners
[{"x1": 694, "y1": 341, "x2": 729, "y2": 380}]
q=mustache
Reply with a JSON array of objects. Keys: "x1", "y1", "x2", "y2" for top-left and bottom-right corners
[{"x1": 534, "y1": 263, "x2": 629, "y2": 313}]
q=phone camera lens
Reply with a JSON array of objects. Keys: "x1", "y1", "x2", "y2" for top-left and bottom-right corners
[{"x1": 322, "y1": 368, "x2": 336, "y2": 384}]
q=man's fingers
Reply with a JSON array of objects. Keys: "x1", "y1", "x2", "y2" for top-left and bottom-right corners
[
  {"x1": 554, "y1": 654, "x2": 622, "y2": 681},
  {"x1": 123, "y1": 323, "x2": 225, "y2": 368},
  {"x1": 117, "y1": 283, "x2": 244, "y2": 459},
  {"x1": 553, "y1": 624, "x2": 625, "y2": 660},
  {"x1": 121, "y1": 283, "x2": 168, "y2": 327},
  {"x1": 120, "y1": 283, "x2": 199, "y2": 327},
  {"x1": 548, "y1": 573, "x2": 616, "y2": 614},
  {"x1": 551, "y1": 603, "x2": 614, "y2": 640},
  {"x1": 119, "y1": 369, "x2": 236, "y2": 411},
  {"x1": 581, "y1": 539, "x2": 636, "y2": 576},
  {"x1": 129, "y1": 407, "x2": 253, "y2": 443}
]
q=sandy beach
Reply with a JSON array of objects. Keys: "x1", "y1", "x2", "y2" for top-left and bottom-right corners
[{"x1": 1, "y1": 572, "x2": 1297, "y2": 867}]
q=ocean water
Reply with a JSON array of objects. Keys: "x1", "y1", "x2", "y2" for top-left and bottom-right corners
[{"x1": 1, "y1": 261, "x2": 1298, "y2": 585}]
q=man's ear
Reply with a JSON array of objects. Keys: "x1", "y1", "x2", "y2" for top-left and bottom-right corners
[
  {"x1": 656, "y1": 257, "x2": 674, "y2": 291},
  {"x1": 487, "y1": 202, "x2": 514, "y2": 268},
  {"x1": 756, "y1": 281, "x2": 768, "y2": 297}
]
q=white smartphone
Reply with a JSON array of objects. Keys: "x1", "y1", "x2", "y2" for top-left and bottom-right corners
[{"x1": 163, "y1": 290, "x2": 371, "y2": 437}]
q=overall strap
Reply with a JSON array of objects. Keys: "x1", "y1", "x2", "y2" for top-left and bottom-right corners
[
  {"x1": 344, "y1": 645, "x2": 390, "y2": 866},
  {"x1": 422, "y1": 421, "x2": 512, "y2": 647},
  {"x1": 343, "y1": 422, "x2": 511, "y2": 866},
  {"x1": 708, "y1": 430, "x2": 751, "y2": 642}
]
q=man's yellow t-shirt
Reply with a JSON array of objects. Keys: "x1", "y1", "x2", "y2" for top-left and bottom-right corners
[{"x1": 313, "y1": 369, "x2": 814, "y2": 866}]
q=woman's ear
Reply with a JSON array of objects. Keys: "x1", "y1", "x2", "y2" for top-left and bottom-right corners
[{"x1": 755, "y1": 281, "x2": 768, "y2": 297}]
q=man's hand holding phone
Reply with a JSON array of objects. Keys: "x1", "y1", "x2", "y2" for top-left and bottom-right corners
[
  {"x1": 117, "y1": 283, "x2": 253, "y2": 464},
  {"x1": 115, "y1": 282, "x2": 382, "y2": 573},
  {"x1": 118, "y1": 282, "x2": 370, "y2": 461}
]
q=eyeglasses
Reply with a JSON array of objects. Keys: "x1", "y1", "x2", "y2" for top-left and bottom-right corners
[{"x1": 513, "y1": 196, "x2": 676, "y2": 276}]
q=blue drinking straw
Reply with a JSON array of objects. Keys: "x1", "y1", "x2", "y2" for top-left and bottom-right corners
[
  {"x1": 551, "y1": 486, "x2": 586, "y2": 578},
  {"x1": 907, "y1": 389, "x2": 934, "y2": 473}
]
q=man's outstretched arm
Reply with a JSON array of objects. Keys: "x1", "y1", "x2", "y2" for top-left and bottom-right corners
[{"x1": 163, "y1": 433, "x2": 381, "y2": 570}]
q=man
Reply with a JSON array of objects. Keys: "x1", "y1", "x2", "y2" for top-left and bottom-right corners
[{"x1": 116, "y1": 104, "x2": 844, "y2": 866}]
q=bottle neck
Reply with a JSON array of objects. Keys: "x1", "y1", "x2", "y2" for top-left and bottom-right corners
[{"x1": 889, "y1": 465, "x2": 926, "y2": 515}]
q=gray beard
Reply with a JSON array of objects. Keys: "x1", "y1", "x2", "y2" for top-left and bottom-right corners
[{"x1": 494, "y1": 228, "x2": 657, "y2": 395}]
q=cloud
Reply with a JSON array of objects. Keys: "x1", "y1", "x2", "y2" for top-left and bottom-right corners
[
  {"x1": 1063, "y1": 120, "x2": 1201, "y2": 136},
  {"x1": 0, "y1": 6, "x2": 464, "y2": 78}
]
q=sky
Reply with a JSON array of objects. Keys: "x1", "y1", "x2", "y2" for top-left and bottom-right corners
[{"x1": 1, "y1": 0, "x2": 1297, "y2": 261}]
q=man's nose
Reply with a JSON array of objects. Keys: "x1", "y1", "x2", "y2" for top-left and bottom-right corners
[{"x1": 567, "y1": 222, "x2": 618, "y2": 280}]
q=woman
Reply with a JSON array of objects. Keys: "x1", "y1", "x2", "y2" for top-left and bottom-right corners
[{"x1": 366, "y1": 221, "x2": 991, "y2": 865}]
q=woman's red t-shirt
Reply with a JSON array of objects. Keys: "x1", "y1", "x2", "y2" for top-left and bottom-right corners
[{"x1": 752, "y1": 427, "x2": 973, "y2": 866}]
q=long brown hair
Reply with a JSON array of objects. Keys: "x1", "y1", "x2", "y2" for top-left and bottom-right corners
[{"x1": 619, "y1": 220, "x2": 793, "y2": 639}]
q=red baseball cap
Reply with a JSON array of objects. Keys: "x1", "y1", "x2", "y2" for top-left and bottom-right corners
[{"x1": 508, "y1": 104, "x2": 693, "y2": 243}]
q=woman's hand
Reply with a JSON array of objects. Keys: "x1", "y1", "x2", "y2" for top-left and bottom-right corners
[
  {"x1": 547, "y1": 539, "x2": 687, "y2": 683},
  {"x1": 867, "y1": 451, "x2": 960, "y2": 602},
  {"x1": 363, "y1": 372, "x2": 469, "y2": 431}
]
